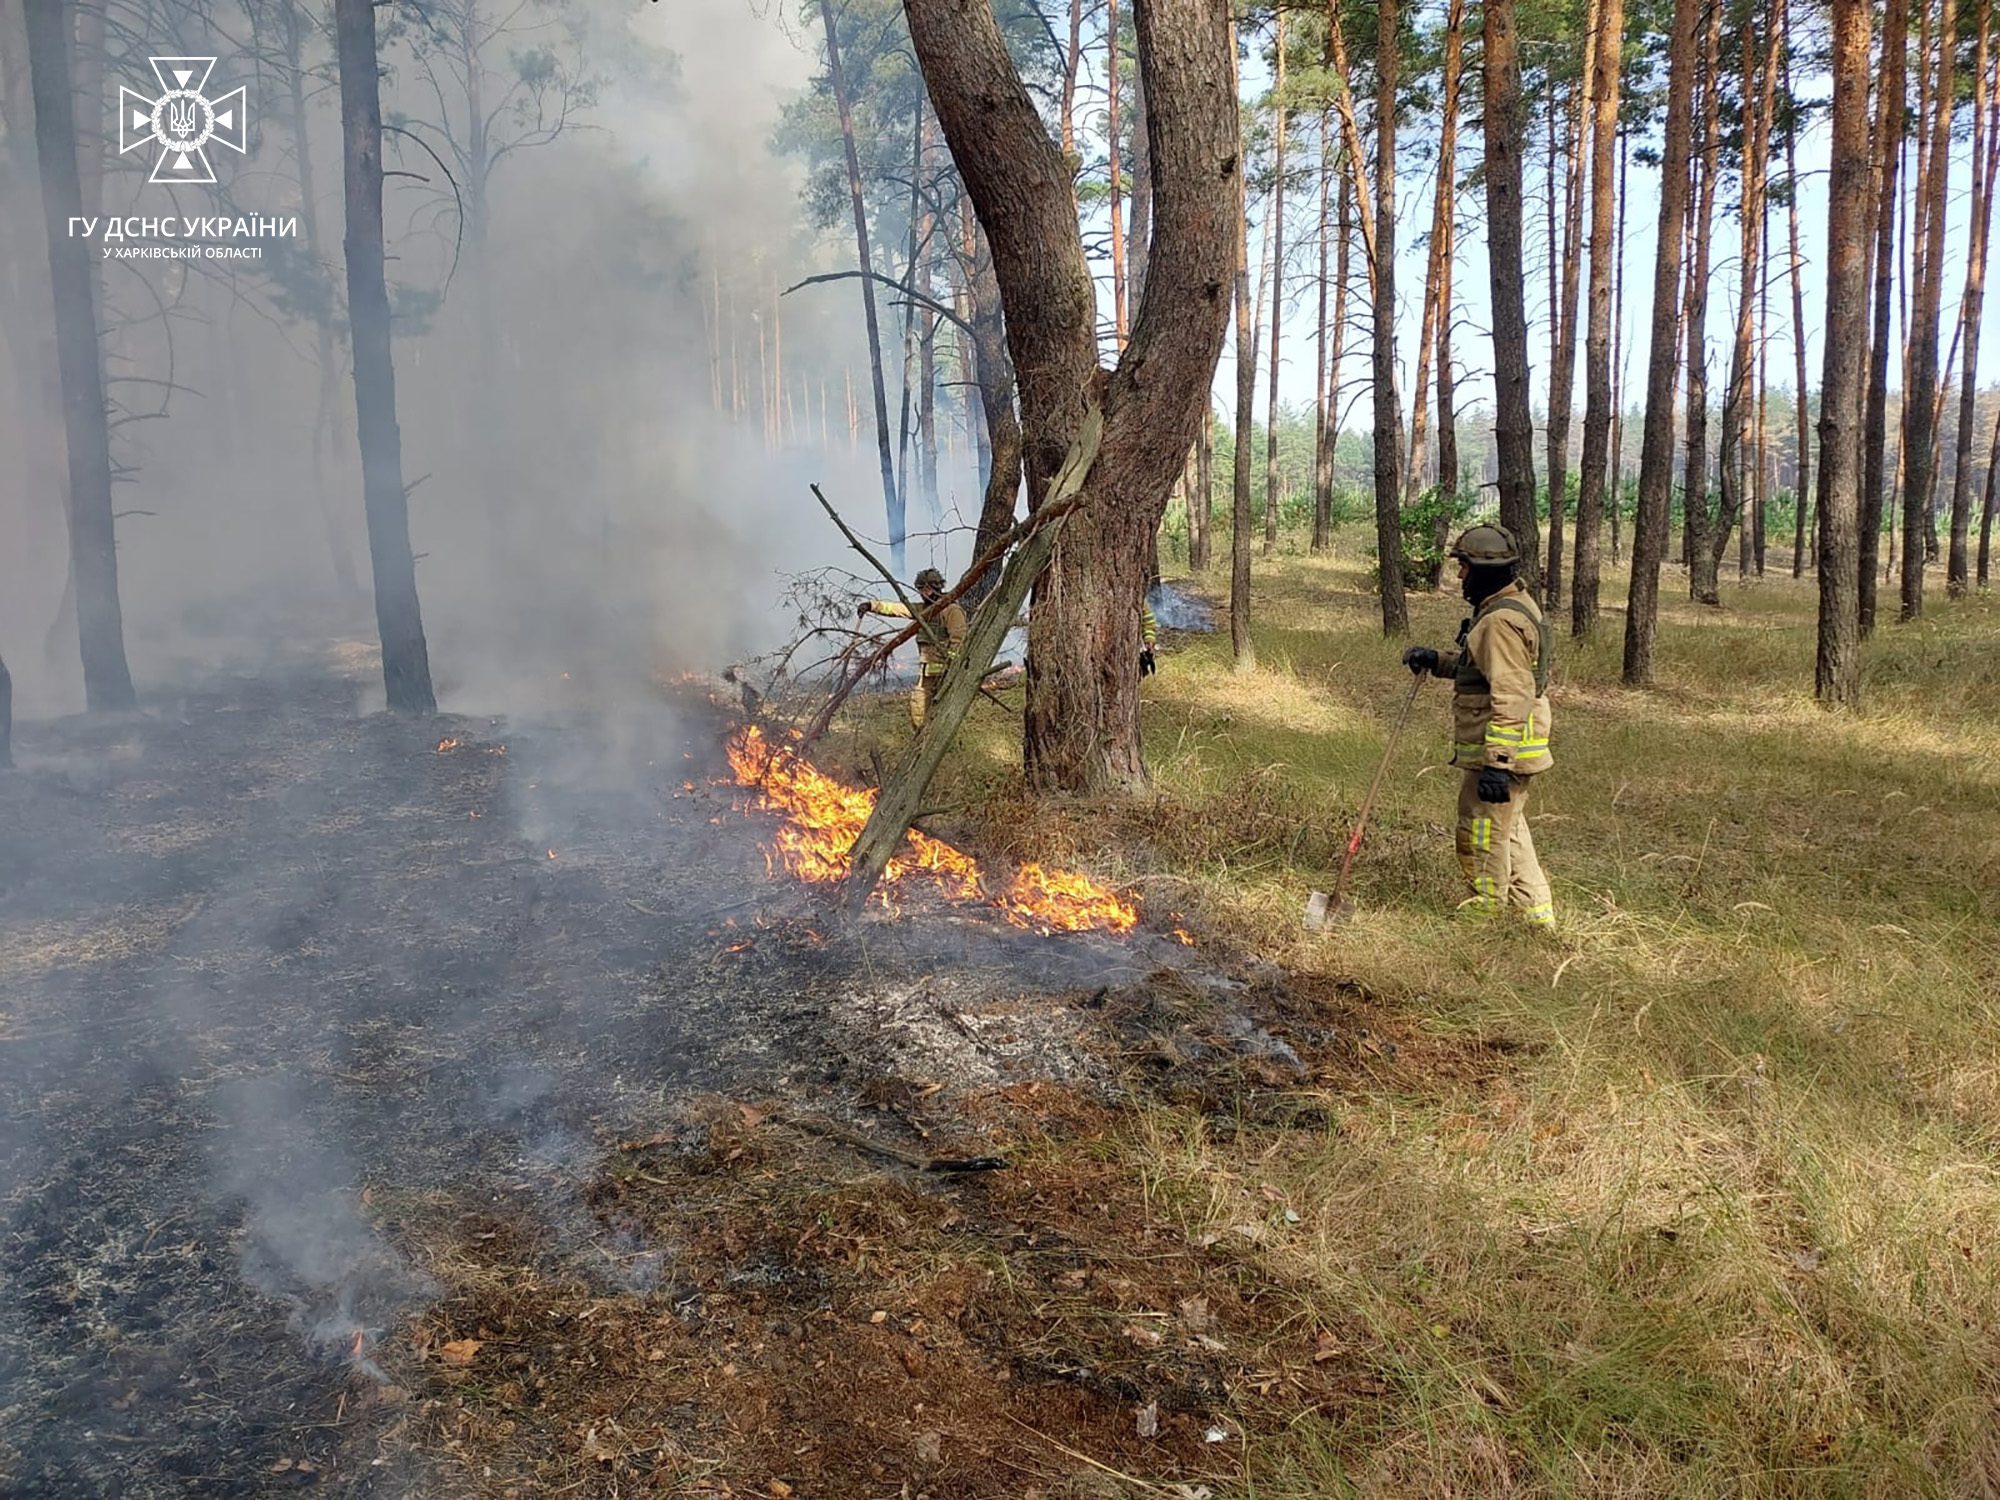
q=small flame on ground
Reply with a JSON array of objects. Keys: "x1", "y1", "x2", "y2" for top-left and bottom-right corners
[
  {"x1": 725, "y1": 726, "x2": 1137, "y2": 934},
  {"x1": 436, "y1": 738, "x2": 460, "y2": 753},
  {"x1": 547, "y1": 849, "x2": 558, "y2": 860},
  {"x1": 350, "y1": 1330, "x2": 365, "y2": 1359}
]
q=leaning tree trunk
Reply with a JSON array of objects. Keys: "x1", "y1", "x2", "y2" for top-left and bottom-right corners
[
  {"x1": 1818, "y1": 0, "x2": 1872, "y2": 704},
  {"x1": 1372, "y1": 0, "x2": 1408, "y2": 633},
  {"x1": 1948, "y1": 5, "x2": 1997, "y2": 597},
  {"x1": 24, "y1": 0, "x2": 133, "y2": 710},
  {"x1": 335, "y1": 0, "x2": 435, "y2": 713},
  {"x1": 1901, "y1": 0, "x2": 1955, "y2": 621},
  {"x1": 1621, "y1": 0, "x2": 1700, "y2": 686},
  {"x1": 906, "y1": 0, "x2": 1236, "y2": 794},
  {"x1": 1482, "y1": 0, "x2": 1540, "y2": 595},
  {"x1": 820, "y1": 0, "x2": 904, "y2": 572},
  {"x1": 1861, "y1": 0, "x2": 1909, "y2": 632},
  {"x1": 1572, "y1": 0, "x2": 1620, "y2": 636}
]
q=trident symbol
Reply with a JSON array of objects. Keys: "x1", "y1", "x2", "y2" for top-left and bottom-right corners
[{"x1": 117, "y1": 57, "x2": 248, "y2": 186}]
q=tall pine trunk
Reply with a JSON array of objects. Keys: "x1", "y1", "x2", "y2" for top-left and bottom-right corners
[
  {"x1": 1572, "y1": 0, "x2": 1620, "y2": 635},
  {"x1": 1622, "y1": 0, "x2": 1699, "y2": 686},
  {"x1": 1861, "y1": 0, "x2": 1910, "y2": 632},
  {"x1": 1372, "y1": 0, "x2": 1408, "y2": 632},
  {"x1": 1312, "y1": 93, "x2": 1335, "y2": 555},
  {"x1": 1264, "y1": 12, "x2": 1287, "y2": 558},
  {"x1": 1683, "y1": 0, "x2": 1722, "y2": 603},
  {"x1": 1230, "y1": 19, "x2": 1256, "y2": 668},
  {"x1": 1406, "y1": 0, "x2": 1465, "y2": 535},
  {"x1": 1900, "y1": 0, "x2": 1955, "y2": 620},
  {"x1": 1948, "y1": 8, "x2": 1997, "y2": 596},
  {"x1": 24, "y1": 0, "x2": 133, "y2": 710},
  {"x1": 820, "y1": 0, "x2": 903, "y2": 572},
  {"x1": 335, "y1": 0, "x2": 435, "y2": 713},
  {"x1": 1434, "y1": 0, "x2": 1466, "y2": 534},
  {"x1": 1717, "y1": 0, "x2": 1778, "y2": 586},
  {"x1": 1483, "y1": 0, "x2": 1540, "y2": 593},
  {"x1": 1817, "y1": 0, "x2": 1872, "y2": 704},
  {"x1": 1545, "y1": 60, "x2": 1588, "y2": 609},
  {"x1": 1785, "y1": 23, "x2": 1812, "y2": 578},
  {"x1": 1316, "y1": 169, "x2": 1353, "y2": 554}
]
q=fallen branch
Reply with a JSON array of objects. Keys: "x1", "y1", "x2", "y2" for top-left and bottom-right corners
[{"x1": 810, "y1": 483, "x2": 947, "y2": 657}]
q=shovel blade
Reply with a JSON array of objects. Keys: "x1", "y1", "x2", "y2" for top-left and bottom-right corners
[{"x1": 1303, "y1": 890, "x2": 1331, "y2": 930}]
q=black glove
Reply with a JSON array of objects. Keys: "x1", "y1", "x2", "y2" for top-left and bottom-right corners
[
  {"x1": 1477, "y1": 766, "x2": 1514, "y2": 804},
  {"x1": 1139, "y1": 648, "x2": 1156, "y2": 677},
  {"x1": 856, "y1": 600, "x2": 872, "y2": 619},
  {"x1": 1403, "y1": 645, "x2": 1440, "y2": 676}
]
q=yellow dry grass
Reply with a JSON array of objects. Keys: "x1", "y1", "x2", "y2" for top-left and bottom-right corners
[{"x1": 857, "y1": 539, "x2": 2000, "y2": 1497}]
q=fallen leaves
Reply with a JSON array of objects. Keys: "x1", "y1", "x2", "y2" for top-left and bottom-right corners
[{"x1": 437, "y1": 1338, "x2": 483, "y2": 1366}]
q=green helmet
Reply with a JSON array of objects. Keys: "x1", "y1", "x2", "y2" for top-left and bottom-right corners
[
  {"x1": 913, "y1": 567, "x2": 946, "y2": 592},
  {"x1": 1449, "y1": 524, "x2": 1521, "y2": 565}
]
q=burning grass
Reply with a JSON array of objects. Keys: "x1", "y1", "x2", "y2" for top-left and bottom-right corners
[{"x1": 726, "y1": 724, "x2": 1138, "y2": 935}]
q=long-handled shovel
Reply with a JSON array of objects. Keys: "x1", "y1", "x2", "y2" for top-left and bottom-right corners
[{"x1": 1304, "y1": 671, "x2": 1426, "y2": 930}]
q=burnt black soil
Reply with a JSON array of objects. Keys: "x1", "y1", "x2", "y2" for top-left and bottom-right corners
[{"x1": 0, "y1": 661, "x2": 1238, "y2": 1497}]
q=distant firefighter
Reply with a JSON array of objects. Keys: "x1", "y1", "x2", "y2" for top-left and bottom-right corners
[{"x1": 858, "y1": 568, "x2": 966, "y2": 729}]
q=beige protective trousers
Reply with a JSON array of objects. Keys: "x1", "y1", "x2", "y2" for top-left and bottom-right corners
[
  {"x1": 908, "y1": 672, "x2": 941, "y2": 729},
  {"x1": 1455, "y1": 770, "x2": 1555, "y2": 927}
]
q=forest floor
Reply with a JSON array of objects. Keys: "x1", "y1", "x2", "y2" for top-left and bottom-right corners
[{"x1": 2, "y1": 541, "x2": 1997, "y2": 1497}]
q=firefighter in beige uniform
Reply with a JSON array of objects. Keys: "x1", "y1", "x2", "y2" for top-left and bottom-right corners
[
  {"x1": 1401, "y1": 525, "x2": 1556, "y2": 929},
  {"x1": 858, "y1": 567, "x2": 968, "y2": 729}
]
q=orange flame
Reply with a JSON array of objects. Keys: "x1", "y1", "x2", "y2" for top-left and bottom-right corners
[
  {"x1": 350, "y1": 1330, "x2": 365, "y2": 1358},
  {"x1": 436, "y1": 738, "x2": 460, "y2": 753},
  {"x1": 725, "y1": 726, "x2": 1136, "y2": 934}
]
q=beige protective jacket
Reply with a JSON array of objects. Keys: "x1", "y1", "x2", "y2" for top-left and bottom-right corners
[
  {"x1": 868, "y1": 598, "x2": 968, "y2": 676},
  {"x1": 1426, "y1": 582, "x2": 1554, "y2": 774}
]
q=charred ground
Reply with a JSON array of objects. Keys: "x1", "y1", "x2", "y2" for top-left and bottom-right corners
[{"x1": 0, "y1": 652, "x2": 1408, "y2": 1497}]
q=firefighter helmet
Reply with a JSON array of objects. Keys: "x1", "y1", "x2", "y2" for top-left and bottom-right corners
[
  {"x1": 913, "y1": 567, "x2": 946, "y2": 592},
  {"x1": 1448, "y1": 524, "x2": 1522, "y2": 565}
]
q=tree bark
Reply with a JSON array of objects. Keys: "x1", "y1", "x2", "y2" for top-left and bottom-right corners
[
  {"x1": 1609, "y1": 129, "x2": 1629, "y2": 564},
  {"x1": 1315, "y1": 167, "x2": 1353, "y2": 554},
  {"x1": 1312, "y1": 93, "x2": 1335, "y2": 554},
  {"x1": 1230, "y1": 17, "x2": 1257, "y2": 666},
  {"x1": 1372, "y1": 0, "x2": 1408, "y2": 633},
  {"x1": 907, "y1": 0, "x2": 1236, "y2": 793},
  {"x1": 960, "y1": 199, "x2": 1027, "y2": 592},
  {"x1": 1683, "y1": 0, "x2": 1722, "y2": 603},
  {"x1": 1817, "y1": 0, "x2": 1872, "y2": 704},
  {"x1": 1545, "y1": 52, "x2": 1589, "y2": 610},
  {"x1": 1785, "y1": 28, "x2": 1811, "y2": 578},
  {"x1": 1572, "y1": 0, "x2": 1620, "y2": 635},
  {"x1": 1434, "y1": 0, "x2": 1465, "y2": 535},
  {"x1": 1406, "y1": 0, "x2": 1465, "y2": 524},
  {"x1": 1861, "y1": 0, "x2": 1909, "y2": 632},
  {"x1": 820, "y1": 0, "x2": 905, "y2": 572},
  {"x1": 1621, "y1": 0, "x2": 1699, "y2": 686},
  {"x1": 1948, "y1": 6, "x2": 1997, "y2": 596},
  {"x1": 334, "y1": 0, "x2": 436, "y2": 714},
  {"x1": 1979, "y1": 402, "x2": 2000, "y2": 585},
  {"x1": 1482, "y1": 0, "x2": 1540, "y2": 594},
  {"x1": 1900, "y1": 0, "x2": 1955, "y2": 620},
  {"x1": 1717, "y1": 0, "x2": 1779, "y2": 586},
  {"x1": 1109, "y1": 0, "x2": 1129, "y2": 347},
  {"x1": 24, "y1": 0, "x2": 133, "y2": 711},
  {"x1": 1264, "y1": 11, "x2": 1287, "y2": 558}
]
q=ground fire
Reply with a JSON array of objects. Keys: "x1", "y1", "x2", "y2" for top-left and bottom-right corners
[{"x1": 725, "y1": 724, "x2": 1138, "y2": 934}]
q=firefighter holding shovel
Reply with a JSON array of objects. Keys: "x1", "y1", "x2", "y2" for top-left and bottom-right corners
[{"x1": 1401, "y1": 525, "x2": 1557, "y2": 931}]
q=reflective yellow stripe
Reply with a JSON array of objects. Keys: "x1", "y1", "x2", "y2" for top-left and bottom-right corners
[{"x1": 1471, "y1": 816, "x2": 1493, "y2": 852}]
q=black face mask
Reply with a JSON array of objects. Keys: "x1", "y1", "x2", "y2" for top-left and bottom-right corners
[{"x1": 1461, "y1": 563, "x2": 1516, "y2": 606}]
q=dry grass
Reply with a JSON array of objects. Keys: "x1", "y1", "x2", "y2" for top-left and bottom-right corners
[{"x1": 863, "y1": 539, "x2": 2000, "y2": 1497}]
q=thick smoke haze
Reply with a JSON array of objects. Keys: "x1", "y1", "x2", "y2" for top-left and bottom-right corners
[{"x1": 0, "y1": 0, "x2": 980, "y2": 720}]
